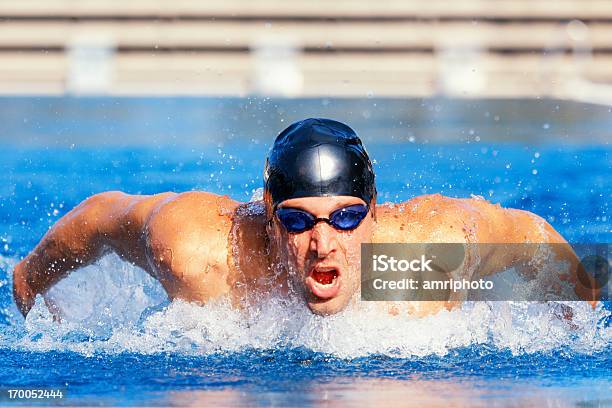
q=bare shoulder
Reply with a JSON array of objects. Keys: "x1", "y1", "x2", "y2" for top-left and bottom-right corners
[
  {"x1": 146, "y1": 191, "x2": 239, "y2": 228},
  {"x1": 374, "y1": 193, "x2": 560, "y2": 243},
  {"x1": 145, "y1": 191, "x2": 240, "y2": 254},
  {"x1": 373, "y1": 194, "x2": 510, "y2": 243},
  {"x1": 144, "y1": 191, "x2": 241, "y2": 301}
]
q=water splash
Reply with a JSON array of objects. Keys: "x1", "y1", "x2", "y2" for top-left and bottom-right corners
[{"x1": 0, "y1": 254, "x2": 609, "y2": 358}]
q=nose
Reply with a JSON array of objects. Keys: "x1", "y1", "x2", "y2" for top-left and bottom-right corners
[{"x1": 309, "y1": 221, "x2": 338, "y2": 258}]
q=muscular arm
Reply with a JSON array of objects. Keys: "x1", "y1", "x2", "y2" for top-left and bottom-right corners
[
  {"x1": 386, "y1": 194, "x2": 596, "y2": 303},
  {"x1": 12, "y1": 191, "x2": 176, "y2": 316},
  {"x1": 468, "y1": 198, "x2": 597, "y2": 303},
  {"x1": 428, "y1": 195, "x2": 597, "y2": 303}
]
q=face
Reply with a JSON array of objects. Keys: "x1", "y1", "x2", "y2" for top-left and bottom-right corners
[{"x1": 268, "y1": 195, "x2": 375, "y2": 315}]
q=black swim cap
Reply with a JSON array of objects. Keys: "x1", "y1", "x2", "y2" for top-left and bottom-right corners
[{"x1": 264, "y1": 118, "x2": 376, "y2": 211}]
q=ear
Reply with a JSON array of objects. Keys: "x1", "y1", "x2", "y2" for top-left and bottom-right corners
[
  {"x1": 370, "y1": 198, "x2": 377, "y2": 221},
  {"x1": 266, "y1": 217, "x2": 283, "y2": 246}
]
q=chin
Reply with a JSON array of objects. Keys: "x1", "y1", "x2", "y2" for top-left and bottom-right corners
[
  {"x1": 306, "y1": 294, "x2": 349, "y2": 315},
  {"x1": 300, "y1": 262, "x2": 356, "y2": 315}
]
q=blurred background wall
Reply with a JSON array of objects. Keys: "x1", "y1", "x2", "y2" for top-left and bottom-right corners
[
  {"x1": 0, "y1": 0, "x2": 611, "y2": 102},
  {"x1": 0, "y1": 0, "x2": 611, "y2": 146}
]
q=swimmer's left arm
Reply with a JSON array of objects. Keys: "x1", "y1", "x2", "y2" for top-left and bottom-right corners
[
  {"x1": 470, "y1": 201, "x2": 598, "y2": 304},
  {"x1": 386, "y1": 195, "x2": 597, "y2": 305}
]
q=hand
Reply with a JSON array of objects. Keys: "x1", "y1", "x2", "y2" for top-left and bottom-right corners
[
  {"x1": 43, "y1": 295, "x2": 63, "y2": 323},
  {"x1": 12, "y1": 260, "x2": 36, "y2": 317}
]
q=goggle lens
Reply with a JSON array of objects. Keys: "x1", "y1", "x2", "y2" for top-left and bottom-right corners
[
  {"x1": 330, "y1": 205, "x2": 369, "y2": 230},
  {"x1": 276, "y1": 209, "x2": 314, "y2": 233}
]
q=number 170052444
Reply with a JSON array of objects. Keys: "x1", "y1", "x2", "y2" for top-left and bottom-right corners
[{"x1": 3, "y1": 388, "x2": 65, "y2": 400}]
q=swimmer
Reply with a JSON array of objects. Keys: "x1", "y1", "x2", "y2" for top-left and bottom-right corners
[{"x1": 12, "y1": 118, "x2": 596, "y2": 318}]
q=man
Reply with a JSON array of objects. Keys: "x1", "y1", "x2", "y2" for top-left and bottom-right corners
[{"x1": 12, "y1": 118, "x2": 592, "y2": 318}]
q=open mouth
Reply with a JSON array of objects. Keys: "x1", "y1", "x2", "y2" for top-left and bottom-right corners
[
  {"x1": 306, "y1": 266, "x2": 341, "y2": 300},
  {"x1": 312, "y1": 269, "x2": 338, "y2": 285}
]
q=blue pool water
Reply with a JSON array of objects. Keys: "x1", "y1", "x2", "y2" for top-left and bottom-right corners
[{"x1": 0, "y1": 97, "x2": 610, "y2": 406}]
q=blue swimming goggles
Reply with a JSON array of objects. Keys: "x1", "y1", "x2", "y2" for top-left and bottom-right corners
[{"x1": 275, "y1": 204, "x2": 369, "y2": 233}]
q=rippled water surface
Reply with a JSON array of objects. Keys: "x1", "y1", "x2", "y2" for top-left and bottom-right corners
[{"x1": 0, "y1": 98, "x2": 610, "y2": 406}]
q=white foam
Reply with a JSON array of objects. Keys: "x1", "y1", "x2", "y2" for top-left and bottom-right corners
[
  {"x1": 1, "y1": 254, "x2": 610, "y2": 358},
  {"x1": 250, "y1": 187, "x2": 264, "y2": 201}
]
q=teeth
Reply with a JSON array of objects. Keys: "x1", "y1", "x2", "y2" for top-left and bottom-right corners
[{"x1": 313, "y1": 270, "x2": 337, "y2": 285}]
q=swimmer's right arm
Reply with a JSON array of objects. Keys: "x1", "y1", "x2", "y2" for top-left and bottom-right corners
[{"x1": 12, "y1": 191, "x2": 176, "y2": 317}]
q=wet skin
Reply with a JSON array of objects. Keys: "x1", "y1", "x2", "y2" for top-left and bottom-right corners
[
  {"x1": 268, "y1": 196, "x2": 374, "y2": 316},
  {"x1": 12, "y1": 191, "x2": 594, "y2": 318}
]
